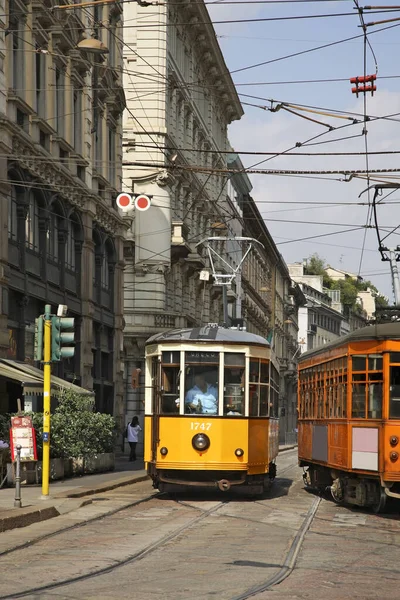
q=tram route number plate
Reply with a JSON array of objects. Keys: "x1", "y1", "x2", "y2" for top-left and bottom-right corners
[{"x1": 190, "y1": 422, "x2": 212, "y2": 431}]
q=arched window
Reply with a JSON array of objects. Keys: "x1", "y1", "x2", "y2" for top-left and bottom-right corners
[
  {"x1": 8, "y1": 186, "x2": 18, "y2": 240},
  {"x1": 25, "y1": 192, "x2": 39, "y2": 251},
  {"x1": 47, "y1": 212, "x2": 59, "y2": 261},
  {"x1": 66, "y1": 218, "x2": 76, "y2": 270},
  {"x1": 102, "y1": 248, "x2": 109, "y2": 289}
]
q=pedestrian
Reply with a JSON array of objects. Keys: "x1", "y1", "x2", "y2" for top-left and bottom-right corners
[{"x1": 126, "y1": 416, "x2": 141, "y2": 462}]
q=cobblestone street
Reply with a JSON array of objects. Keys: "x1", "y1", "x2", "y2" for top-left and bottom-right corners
[{"x1": 0, "y1": 449, "x2": 399, "y2": 600}]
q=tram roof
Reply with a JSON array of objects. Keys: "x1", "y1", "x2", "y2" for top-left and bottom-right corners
[
  {"x1": 146, "y1": 326, "x2": 270, "y2": 347},
  {"x1": 299, "y1": 321, "x2": 400, "y2": 362}
]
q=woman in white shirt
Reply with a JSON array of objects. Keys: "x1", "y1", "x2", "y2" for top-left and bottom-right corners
[{"x1": 126, "y1": 416, "x2": 141, "y2": 461}]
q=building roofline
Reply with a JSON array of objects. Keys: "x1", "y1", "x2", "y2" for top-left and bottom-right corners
[{"x1": 190, "y1": 3, "x2": 243, "y2": 122}]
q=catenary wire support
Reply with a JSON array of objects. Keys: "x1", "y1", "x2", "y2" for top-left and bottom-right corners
[
  {"x1": 195, "y1": 237, "x2": 265, "y2": 326},
  {"x1": 370, "y1": 182, "x2": 400, "y2": 307}
]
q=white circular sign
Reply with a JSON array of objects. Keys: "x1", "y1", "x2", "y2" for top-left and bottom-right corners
[
  {"x1": 116, "y1": 193, "x2": 133, "y2": 211},
  {"x1": 134, "y1": 194, "x2": 151, "y2": 211}
]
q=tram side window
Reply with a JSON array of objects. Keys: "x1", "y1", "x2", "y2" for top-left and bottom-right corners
[
  {"x1": 160, "y1": 351, "x2": 180, "y2": 414},
  {"x1": 224, "y1": 353, "x2": 245, "y2": 416},
  {"x1": 351, "y1": 354, "x2": 383, "y2": 419},
  {"x1": 389, "y1": 364, "x2": 400, "y2": 419},
  {"x1": 249, "y1": 359, "x2": 273, "y2": 417},
  {"x1": 184, "y1": 351, "x2": 219, "y2": 415}
]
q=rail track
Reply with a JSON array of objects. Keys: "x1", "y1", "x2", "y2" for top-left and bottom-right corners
[
  {"x1": 0, "y1": 496, "x2": 228, "y2": 600},
  {"x1": 0, "y1": 452, "x2": 304, "y2": 600}
]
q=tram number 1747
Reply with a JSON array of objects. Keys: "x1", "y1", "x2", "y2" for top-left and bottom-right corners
[{"x1": 190, "y1": 422, "x2": 212, "y2": 431}]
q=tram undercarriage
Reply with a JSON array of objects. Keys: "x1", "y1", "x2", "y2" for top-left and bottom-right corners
[
  {"x1": 302, "y1": 464, "x2": 390, "y2": 513},
  {"x1": 149, "y1": 462, "x2": 277, "y2": 495}
]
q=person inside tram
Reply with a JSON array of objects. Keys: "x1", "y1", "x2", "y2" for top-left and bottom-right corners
[{"x1": 185, "y1": 373, "x2": 218, "y2": 414}]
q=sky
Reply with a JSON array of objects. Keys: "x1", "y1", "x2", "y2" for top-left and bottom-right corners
[{"x1": 206, "y1": 0, "x2": 400, "y2": 300}]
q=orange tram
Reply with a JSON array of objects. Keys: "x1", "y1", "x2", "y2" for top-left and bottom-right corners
[{"x1": 298, "y1": 322, "x2": 400, "y2": 512}]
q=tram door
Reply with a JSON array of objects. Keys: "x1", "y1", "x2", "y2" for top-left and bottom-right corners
[{"x1": 151, "y1": 356, "x2": 161, "y2": 463}]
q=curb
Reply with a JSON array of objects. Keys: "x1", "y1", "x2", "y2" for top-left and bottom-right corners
[
  {"x1": 54, "y1": 473, "x2": 150, "y2": 499},
  {"x1": 0, "y1": 504, "x2": 60, "y2": 534},
  {"x1": 279, "y1": 445, "x2": 298, "y2": 453}
]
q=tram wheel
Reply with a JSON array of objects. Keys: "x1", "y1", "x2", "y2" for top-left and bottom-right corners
[{"x1": 372, "y1": 487, "x2": 387, "y2": 514}]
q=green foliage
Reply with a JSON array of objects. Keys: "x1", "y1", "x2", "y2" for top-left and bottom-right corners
[
  {"x1": 304, "y1": 253, "x2": 388, "y2": 312},
  {"x1": 11, "y1": 389, "x2": 116, "y2": 460},
  {"x1": 0, "y1": 414, "x2": 9, "y2": 441},
  {"x1": 304, "y1": 253, "x2": 334, "y2": 288}
]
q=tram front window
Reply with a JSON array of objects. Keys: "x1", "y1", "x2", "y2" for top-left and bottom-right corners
[
  {"x1": 184, "y1": 351, "x2": 219, "y2": 415},
  {"x1": 224, "y1": 353, "x2": 245, "y2": 416}
]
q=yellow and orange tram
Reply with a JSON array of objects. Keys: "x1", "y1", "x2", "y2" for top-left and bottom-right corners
[
  {"x1": 298, "y1": 322, "x2": 400, "y2": 511},
  {"x1": 144, "y1": 325, "x2": 280, "y2": 493}
]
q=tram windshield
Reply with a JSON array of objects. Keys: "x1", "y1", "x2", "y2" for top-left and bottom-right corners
[
  {"x1": 184, "y1": 351, "x2": 219, "y2": 415},
  {"x1": 224, "y1": 353, "x2": 245, "y2": 416}
]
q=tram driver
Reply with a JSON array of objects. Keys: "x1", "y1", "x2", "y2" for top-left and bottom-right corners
[{"x1": 185, "y1": 373, "x2": 218, "y2": 414}]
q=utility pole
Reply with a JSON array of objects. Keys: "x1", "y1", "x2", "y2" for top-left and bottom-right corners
[
  {"x1": 385, "y1": 247, "x2": 400, "y2": 307},
  {"x1": 34, "y1": 304, "x2": 75, "y2": 497},
  {"x1": 42, "y1": 304, "x2": 52, "y2": 497}
]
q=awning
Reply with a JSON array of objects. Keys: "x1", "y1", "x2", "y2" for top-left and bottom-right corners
[
  {"x1": 0, "y1": 362, "x2": 42, "y2": 390},
  {"x1": 0, "y1": 360, "x2": 94, "y2": 397}
]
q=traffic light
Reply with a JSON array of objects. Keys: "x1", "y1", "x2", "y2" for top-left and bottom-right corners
[
  {"x1": 34, "y1": 316, "x2": 44, "y2": 361},
  {"x1": 51, "y1": 316, "x2": 75, "y2": 361}
]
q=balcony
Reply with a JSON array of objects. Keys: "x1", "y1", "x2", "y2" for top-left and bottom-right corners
[{"x1": 171, "y1": 222, "x2": 191, "y2": 260}]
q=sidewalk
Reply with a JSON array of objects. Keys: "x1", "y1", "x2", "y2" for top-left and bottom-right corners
[
  {"x1": 0, "y1": 445, "x2": 297, "y2": 534},
  {"x1": 0, "y1": 454, "x2": 148, "y2": 533}
]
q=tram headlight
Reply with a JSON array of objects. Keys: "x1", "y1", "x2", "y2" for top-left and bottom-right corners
[
  {"x1": 390, "y1": 451, "x2": 399, "y2": 462},
  {"x1": 235, "y1": 448, "x2": 244, "y2": 457},
  {"x1": 192, "y1": 433, "x2": 210, "y2": 451},
  {"x1": 160, "y1": 447, "x2": 168, "y2": 456},
  {"x1": 390, "y1": 436, "x2": 399, "y2": 447}
]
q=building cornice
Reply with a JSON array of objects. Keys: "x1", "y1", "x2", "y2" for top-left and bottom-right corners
[{"x1": 177, "y1": 1, "x2": 243, "y2": 122}]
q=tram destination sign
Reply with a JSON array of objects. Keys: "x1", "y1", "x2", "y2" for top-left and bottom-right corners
[{"x1": 186, "y1": 351, "x2": 218, "y2": 364}]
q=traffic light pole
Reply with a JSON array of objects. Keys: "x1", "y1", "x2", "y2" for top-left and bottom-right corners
[{"x1": 42, "y1": 304, "x2": 52, "y2": 497}]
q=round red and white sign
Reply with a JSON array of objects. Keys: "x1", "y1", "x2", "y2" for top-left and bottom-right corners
[
  {"x1": 134, "y1": 194, "x2": 151, "y2": 211},
  {"x1": 116, "y1": 193, "x2": 133, "y2": 211}
]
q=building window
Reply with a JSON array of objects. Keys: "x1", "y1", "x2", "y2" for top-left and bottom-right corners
[
  {"x1": 39, "y1": 129, "x2": 50, "y2": 151},
  {"x1": 101, "y1": 251, "x2": 109, "y2": 289},
  {"x1": 8, "y1": 187, "x2": 18, "y2": 241},
  {"x1": 35, "y1": 46, "x2": 46, "y2": 117},
  {"x1": 108, "y1": 126, "x2": 116, "y2": 185},
  {"x1": 25, "y1": 193, "x2": 39, "y2": 251},
  {"x1": 11, "y1": 21, "x2": 25, "y2": 95},
  {"x1": 66, "y1": 219, "x2": 76, "y2": 270},
  {"x1": 47, "y1": 212, "x2": 59, "y2": 261},
  {"x1": 73, "y1": 88, "x2": 82, "y2": 154},
  {"x1": 55, "y1": 67, "x2": 65, "y2": 136}
]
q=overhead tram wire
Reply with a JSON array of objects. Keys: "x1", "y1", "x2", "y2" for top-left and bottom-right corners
[{"x1": 353, "y1": 0, "x2": 377, "y2": 277}]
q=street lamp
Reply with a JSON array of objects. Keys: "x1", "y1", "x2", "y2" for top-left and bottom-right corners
[{"x1": 77, "y1": 37, "x2": 109, "y2": 54}]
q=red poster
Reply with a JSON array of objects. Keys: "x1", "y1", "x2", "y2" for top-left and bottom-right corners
[{"x1": 10, "y1": 416, "x2": 37, "y2": 462}]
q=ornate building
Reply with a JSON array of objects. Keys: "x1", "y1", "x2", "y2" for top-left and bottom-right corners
[
  {"x1": 122, "y1": 0, "x2": 244, "y2": 434},
  {"x1": 0, "y1": 1, "x2": 126, "y2": 420}
]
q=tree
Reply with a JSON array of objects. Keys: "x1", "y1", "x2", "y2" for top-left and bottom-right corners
[
  {"x1": 304, "y1": 253, "x2": 388, "y2": 313},
  {"x1": 304, "y1": 253, "x2": 334, "y2": 288}
]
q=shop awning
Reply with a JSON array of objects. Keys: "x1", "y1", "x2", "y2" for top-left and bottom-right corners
[
  {"x1": 0, "y1": 360, "x2": 94, "y2": 397},
  {"x1": 0, "y1": 362, "x2": 42, "y2": 391}
]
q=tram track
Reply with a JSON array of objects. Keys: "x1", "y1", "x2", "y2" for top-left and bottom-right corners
[
  {"x1": 0, "y1": 498, "x2": 228, "y2": 600},
  {"x1": 231, "y1": 496, "x2": 321, "y2": 600},
  {"x1": 0, "y1": 489, "x2": 162, "y2": 559}
]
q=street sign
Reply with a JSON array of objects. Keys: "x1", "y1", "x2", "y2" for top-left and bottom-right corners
[
  {"x1": 116, "y1": 193, "x2": 133, "y2": 211},
  {"x1": 134, "y1": 194, "x2": 151, "y2": 211},
  {"x1": 10, "y1": 416, "x2": 37, "y2": 461},
  {"x1": 115, "y1": 193, "x2": 151, "y2": 212}
]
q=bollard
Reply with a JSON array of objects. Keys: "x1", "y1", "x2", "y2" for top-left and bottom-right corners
[{"x1": 14, "y1": 444, "x2": 22, "y2": 508}]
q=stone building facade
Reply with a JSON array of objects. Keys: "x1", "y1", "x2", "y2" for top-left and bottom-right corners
[
  {"x1": 0, "y1": 1, "x2": 126, "y2": 420},
  {"x1": 122, "y1": 0, "x2": 244, "y2": 437}
]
